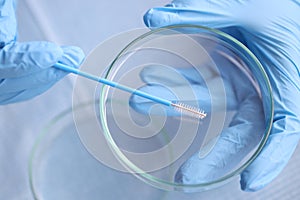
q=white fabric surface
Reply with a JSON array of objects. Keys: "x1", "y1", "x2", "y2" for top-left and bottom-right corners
[{"x1": 0, "y1": 0, "x2": 299, "y2": 199}]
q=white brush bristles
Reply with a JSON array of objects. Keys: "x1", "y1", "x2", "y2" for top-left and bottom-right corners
[{"x1": 171, "y1": 102, "x2": 207, "y2": 119}]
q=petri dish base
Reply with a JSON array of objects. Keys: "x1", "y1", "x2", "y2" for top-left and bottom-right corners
[{"x1": 95, "y1": 25, "x2": 273, "y2": 192}]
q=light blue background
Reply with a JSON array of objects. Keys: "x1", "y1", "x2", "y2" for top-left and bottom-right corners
[{"x1": 0, "y1": 0, "x2": 299, "y2": 199}]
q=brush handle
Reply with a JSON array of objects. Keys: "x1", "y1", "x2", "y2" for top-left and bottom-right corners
[{"x1": 54, "y1": 63, "x2": 172, "y2": 106}]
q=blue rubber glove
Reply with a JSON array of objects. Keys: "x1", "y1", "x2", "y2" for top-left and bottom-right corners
[
  {"x1": 141, "y1": 0, "x2": 300, "y2": 192},
  {"x1": 131, "y1": 50, "x2": 265, "y2": 191},
  {"x1": 0, "y1": 0, "x2": 85, "y2": 105}
]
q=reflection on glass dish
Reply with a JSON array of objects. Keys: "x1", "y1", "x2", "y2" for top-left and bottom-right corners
[{"x1": 97, "y1": 25, "x2": 273, "y2": 192}]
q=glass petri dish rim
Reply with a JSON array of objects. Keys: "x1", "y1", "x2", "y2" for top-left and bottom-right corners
[
  {"x1": 99, "y1": 24, "x2": 274, "y2": 190},
  {"x1": 28, "y1": 102, "x2": 170, "y2": 199},
  {"x1": 28, "y1": 103, "x2": 81, "y2": 199}
]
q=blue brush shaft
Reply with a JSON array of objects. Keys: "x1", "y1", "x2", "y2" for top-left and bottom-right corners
[{"x1": 54, "y1": 63, "x2": 172, "y2": 106}]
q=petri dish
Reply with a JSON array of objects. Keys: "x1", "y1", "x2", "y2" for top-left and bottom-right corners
[
  {"x1": 29, "y1": 102, "x2": 272, "y2": 200},
  {"x1": 28, "y1": 102, "x2": 169, "y2": 200},
  {"x1": 66, "y1": 25, "x2": 274, "y2": 193},
  {"x1": 95, "y1": 25, "x2": 273, "y2": 192}
]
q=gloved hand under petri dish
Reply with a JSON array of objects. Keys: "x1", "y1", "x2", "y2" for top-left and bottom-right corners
[{"x1": 31, "y1": 25, "x2": 274, "y2": 195}]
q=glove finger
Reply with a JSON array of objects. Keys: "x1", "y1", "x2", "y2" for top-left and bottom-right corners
[
  {"x1": 129, "y1": 80, "x2": 239, "y2": 117},
  {"x1": 0, "y1": 45, "x2": 84, "y2": 93},
  {"x1": 0, "y1": 0, "x2": 17, "y2": 46},
  {"x1": 129, "y1": 83, "x2": 211, "y2": 116},
  {"x1": 0, "y1": 67, "x2": 67, "y2": 93},
  {"x1": 58, "y1": 45, "x2": 85, "y2": 67},
  {"x1": 130, "y1": 64, "x2": 214, "y2": 115},
  {"x1": 174, "y1": 94, "x2": 265, "y2": 188},
  {"x1": 133, "y1": 63, "x2": 250, "y2": 114},
  {"x1": 143, "y1": 1, "x2": 237, "y2": 29},
  {"x1": 140, "y1": 65, "x2": 207, "y2": 87},
  {"x1": 0, "y1": 41, "x2": 63, "y2": 78},
  {"x1": 0, "y1": 45, "x2": 85, "y2": 101},
  {"x1": 139, "y1": 40, "x2": 257, "y2": 100}
]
